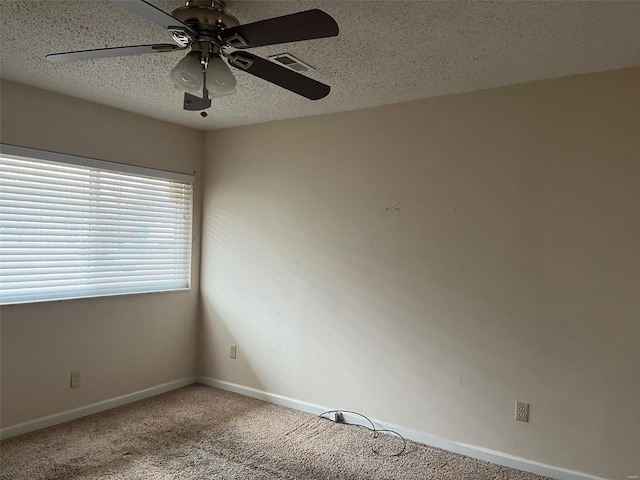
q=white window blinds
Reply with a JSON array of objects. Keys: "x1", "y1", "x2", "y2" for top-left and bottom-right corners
[{"x1": 0, "y1": 145, "x2": 194, "y2": 305}]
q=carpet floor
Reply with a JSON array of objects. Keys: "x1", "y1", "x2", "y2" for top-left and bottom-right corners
[{"x1": 0, "y1": 385, "x2": 551, "y2": 479}]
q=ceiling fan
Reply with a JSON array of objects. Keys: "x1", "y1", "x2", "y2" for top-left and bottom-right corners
[{"x1": 47, "y1": 0, "x2": 339, "y2": 116}]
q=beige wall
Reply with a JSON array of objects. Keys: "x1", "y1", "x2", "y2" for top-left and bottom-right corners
[
  {"x1": 200, "y1": 67, "x2": 640, "y2": 479},
  {"x1": 0, "y1": 80, "x2": 204, "y2": 427},
  {"x1": 1, "y1": 68, "x2": 638, "y2": 478}
]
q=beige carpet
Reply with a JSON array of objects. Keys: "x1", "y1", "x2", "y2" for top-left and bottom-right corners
[{"x1": 0, "y1": 385, "x2": 551, "y2": 480}]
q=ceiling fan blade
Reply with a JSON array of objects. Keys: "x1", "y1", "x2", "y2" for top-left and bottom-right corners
[
  {"x1": 111, "y1": 0, "x2": 197, "y2": 37},
  {"x1": 228, "y1": 52, "x2": 330, "y2": 100},
  {"x1": 47, "y1": 44, "x2": 182, "y2": 63},
  {"x1": 219, "y1": 9, "x2": 338, "y2": 49}
]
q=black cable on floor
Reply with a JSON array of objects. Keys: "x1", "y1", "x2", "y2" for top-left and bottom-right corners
[{"x1": 318, "y1": 409, "x2": 407, "y2": 457}]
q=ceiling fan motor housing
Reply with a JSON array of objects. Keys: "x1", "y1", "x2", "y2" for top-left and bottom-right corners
[{"x1": 172, "y1": 0, "x2": 239, "y2": 36}]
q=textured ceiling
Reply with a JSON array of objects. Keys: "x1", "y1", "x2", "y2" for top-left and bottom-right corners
[{"x1": 1, "y1": 1, "x2": 640, "y2": 130}]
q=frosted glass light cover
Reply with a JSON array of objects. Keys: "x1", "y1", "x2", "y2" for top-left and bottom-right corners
[
  {"x1": 206, "y1": 57, "x2": 236, "y2": 96},
  {"x1": 170, "y1": 51, "x2": 203, "y2": 93}
]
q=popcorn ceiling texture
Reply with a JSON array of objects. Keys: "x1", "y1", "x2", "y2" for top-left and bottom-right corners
[{"x1": 1, "y1": 0, "x2": 639, "y2": 130}]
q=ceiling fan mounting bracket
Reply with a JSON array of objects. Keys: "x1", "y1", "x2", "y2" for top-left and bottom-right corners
[
  {"x1": 228, "y1": 54, "x2": 253, "y2": 70},
  {"x1": 169, "y1": 28, "x2": 192, "y2": 47},
  {"x1": 223, "y1": 33, "x2": 249, "y2": 49}
]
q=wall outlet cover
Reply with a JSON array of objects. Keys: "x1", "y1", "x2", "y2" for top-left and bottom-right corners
[
  {"x1": 70, "y1": 371, "x2": 81, "y2": 388},
  {"x1": 515, "y1": 401, "x2": 529, "y2": 422}
]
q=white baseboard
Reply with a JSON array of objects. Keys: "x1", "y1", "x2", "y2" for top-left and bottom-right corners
[
  {"x1": 196, "y1": 376, "x2": 607, "y2": 480},
  {"x1": 1, "y1": 375, "x2": 610, "y2": 480},
  {"x1": 0, "y1": 376, "x2": 196, "y2": 440}
]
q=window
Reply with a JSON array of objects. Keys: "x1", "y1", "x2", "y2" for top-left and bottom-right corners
[{"x1": 0, "y1": 144, "x2": 194, "y2": 305}]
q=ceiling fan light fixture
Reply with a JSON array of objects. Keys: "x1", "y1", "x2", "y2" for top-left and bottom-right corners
[
  {"x1": 205, "y1": 56, "x2": 237, "y2": 96},
  {"x1": 170, "y1": 51, "x2": 203, "y2": 93},
  {"x1": 46, "y1": 2, "x2": 338, "y2": 108}
]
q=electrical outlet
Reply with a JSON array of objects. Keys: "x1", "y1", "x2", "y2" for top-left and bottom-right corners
[
  {"x1": 515, "y1": 401, "x2": 529, "y2": 422},
  {"x1": 70, "y1": 370, "x2": 81, "y2": 388},
  {"x1": 229, "y1": 345, "x2": 237, "y2": 359}
]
